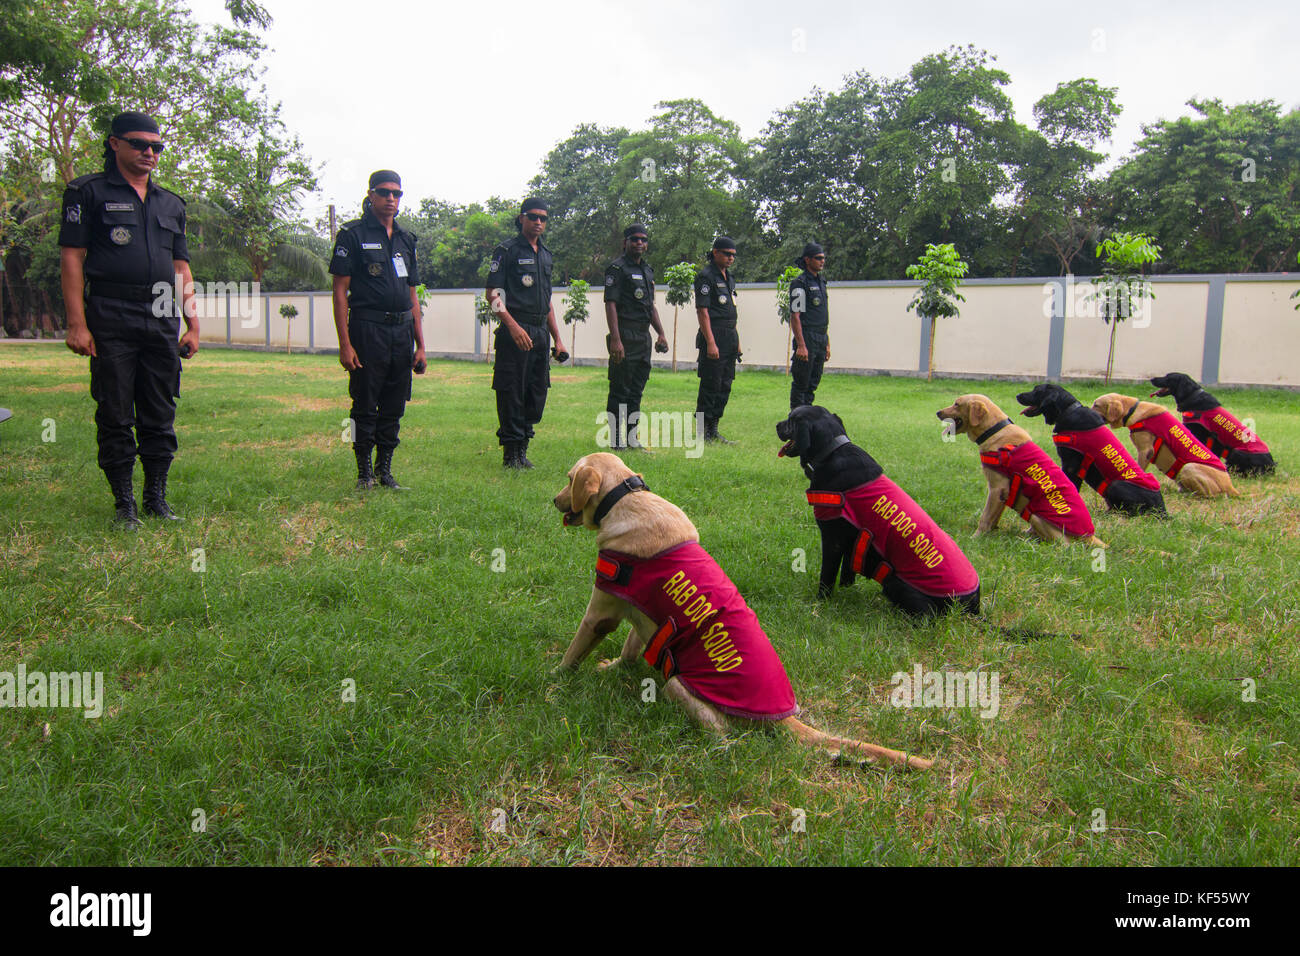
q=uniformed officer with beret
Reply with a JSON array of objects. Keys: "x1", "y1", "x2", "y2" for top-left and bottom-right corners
[
  {"x1": 788, "y1": 242, "x2": 831, "y2": 409},
  {"x1": 330, "y1": 170, "x2": 426, "y2": 490},
  {"x1": 60, "y1": 111, "x2": 199, "y2": 529},
  {"x1": 694, "y1": 236, "x2": 741, "y2": 444},
  {"x1": 604, "y1": 223, "x2": 668, "y2": 450},
  {"x1": 486, "y1": 197, "x2": 566, "y2": 469}
]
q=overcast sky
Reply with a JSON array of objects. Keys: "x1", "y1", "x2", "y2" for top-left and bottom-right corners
[{"x1": 189, "y1": 0, "x2": 1300, "y2": 219}]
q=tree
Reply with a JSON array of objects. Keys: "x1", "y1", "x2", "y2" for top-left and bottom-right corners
[
  {"x1": 561, "y1": 279, "x2": 590, "y2": 358},
  {"x1": 1009, "y1": 79, "x2": 1121, "y2": 275},
  {"x1": 775, "y1": 265, "x2": 802, "y2": 373},
  {"x1": 617, "y1": 100, "x2": 751, "y2": 274},
  {"x1": 197, "y1": 102, "x2": 323, "y2": 285},
  {"x1": 662, "y1": 261, "x2": 697, "y2": 371},
  {"x1": 527, "y1": 124, "x2": 628, "y2": 283},
  {"x1": 1101, "y1": 100, "x2": 1300, "y2": 273},
  {"x1": 906, "y1": 243, "x2": 968, "y2": 380},
  {"x1": 411, "y1": 197, "x2": 517, "y2": 289},
  {"x1": 1088, "y1": 232, "x2": 1161, "y2": 383}
]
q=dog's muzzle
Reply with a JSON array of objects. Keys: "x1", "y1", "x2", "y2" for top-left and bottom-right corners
[{"x1": 562, "y1": 509, "x2": 583, "y2": 526}]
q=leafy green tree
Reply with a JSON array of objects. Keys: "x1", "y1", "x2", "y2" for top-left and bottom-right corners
[
  {"x1": 775, "y1": 265, "x2": 802, "y2": 372},
  {"x1": 1088, "y1": 232, "x2": 1161, "y2": 383},
  {"x1": 528, "y1": 124, "x2": 628, "y2": 283},
  {"x1": 561, "y1": 278, "x2": 590, "y2": 358},
  {"x1": 662, "y1": 261, "x2": 697, "y2": 371},
  {"x1": 618, "y1": 100, "x2": 751, "y2": 274},
  {"x1": 411, "y1": 197, "x2": 517, "y2": 289},
  {"x1": 906, "y1": 243, "x2": 968, "y2": 380},
  {"x1": 1101, "y1": 100, "x2": 1300, "y2": 273},
  {"x1": 1009, "y1": 78, "x2": 1121, "y2": 275}
]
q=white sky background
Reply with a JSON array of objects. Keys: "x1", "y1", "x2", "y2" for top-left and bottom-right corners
[{"x1": 187, "y1": 0, "x2": 1300, "y2": 220}]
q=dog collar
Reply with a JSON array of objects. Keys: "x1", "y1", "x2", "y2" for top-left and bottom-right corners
[
  {"x1": 1121, "y1": 403, "x2": 1138, "y2": 426},
  {"x1": 975, "y1": 418, "x2": 1013, "y2": 445},
  {"x1": 805, "y1": 434, "x2": 850, "y2": 468},
  {"x1": 591, "y1": 475, "x2": 649, "y2": 527}
]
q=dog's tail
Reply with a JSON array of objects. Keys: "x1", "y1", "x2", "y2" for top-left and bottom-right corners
[{"x1": 779, "y1": 717, "x2": 934, "y2": 770}]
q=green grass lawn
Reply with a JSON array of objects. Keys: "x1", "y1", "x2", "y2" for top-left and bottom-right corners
[{"x1": 2, "y1": 345, "x2": 1297, "y2": 865}]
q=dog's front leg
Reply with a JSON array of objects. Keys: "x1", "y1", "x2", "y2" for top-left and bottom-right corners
[
  {"x1": 976, "y1": 468, "x2": 1008, "y2": 534},
  {"x1": 598, "y1": 625, "x2": 649, "y2": 672},
  {"x1": 817, "y1": 518, "x2": 856, "y2": 596},
  {"x1": 559, "y1": 587, "x2": 626, "y2": 670}
]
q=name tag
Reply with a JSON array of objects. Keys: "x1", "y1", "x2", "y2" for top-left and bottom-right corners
[
  {"x1": 104, "y1": 202, "x2": 134, "y2": 211},
  {"x1": 393, "y1": 255, "x2": 408, "y2": 278},
  {"x1": 361, "y1": 242, "x2": 383, "y2": 250},
  {"x1": 517, "y1": 257, "x2": 536, "y2": 265},
  {"x1": 631, "y1": 274, "x2": 644, "y2": 280}
]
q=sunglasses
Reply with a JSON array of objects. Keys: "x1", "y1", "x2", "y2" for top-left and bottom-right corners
[
  {"x1": 372, "y1": 187, "x2": 403, "y2": 199},
  {"x1": 716, "y1": 250, "x2": 736, "y2": 258},
  {"x1": 810, "y1": 255, "x2": 826, "y2": 261},
  {"x1": 524, "y1": 212, "x2": 548, "y2": 222},
  {"x1": 119, "y1": 137, "x2": 165, "y2": 155},
  {"x1": 628, "y1": 235, "x2": 648, "y2": 243}
]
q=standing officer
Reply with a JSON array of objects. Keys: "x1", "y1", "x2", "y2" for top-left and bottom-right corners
[
  {"x1": 788, "y1": 242, "x2": 830, "y2": 409},
  {"x1": 330, "y1": 170, "x2": 426, "y2": 490},
  {"x1": 486, "y1": 197, "x2": 566, "y2": 469},
  {"x1": 695, "y1": 236, "x2": 741, "y2": 444},
  {"x1": 60, "y1": 111, "x2": 199, "y2": 529},
  {"x1": 604, "y1": 223, "x2": 668, "y2": 450}
]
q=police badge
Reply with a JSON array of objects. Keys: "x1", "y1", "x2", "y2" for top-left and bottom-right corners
[
  {"x1": 521, "y1": 274, "x2": 534, "y2": 287},
  {"x1": 634, "y1": 288, "x2": 645, "y2": 299},
  {"x1": 368, "y1": 263, "x2": 383, "y2": 277},
  {"x1": 110, "y1": 226, "x2": 131, "y2": 245},
  {"x1": 813, "y1": 297, "x2": 821, "y2": 305},
  {"x1": 66, "y1": 205, "x2": 81, "y2": 224},
  {"x1": 718, "y1": 294, "x2": 728, "y2": 304}
]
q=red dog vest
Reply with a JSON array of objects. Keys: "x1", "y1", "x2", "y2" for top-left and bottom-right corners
[
  {"x1": 806, "y1": 476, "x2": 979, "y2": 599},
  {"x1": 1127, "y1": 411, "x2": 1227, "y2": 477},
  {"x1": 594, "y1": 542, "x2": 799, "y2": 721},
  {"x1": 979, "y1": 442, "x2": 1096, "y2": 537},
  {"x1": 1181, "y1": 407, "x2": 1270, "y2": 457},
  {"x1": 1052, "y1": 426, "x2": 1161, "y2": 496}
]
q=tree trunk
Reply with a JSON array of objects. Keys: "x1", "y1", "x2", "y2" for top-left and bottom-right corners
[
  {"x1": 785, "y1": 323, "x2": 791, "y2": 375},
  {"x1": 571, "y1": 321, "x2": 576, "y2": 359},
  {"x1": 927, "y1": 315, "x2": 937, "y2": 381},
  {"x1": 1105, "y1": 317, "x2": 1119, "y2": 385},
  {"x1": 671, "y1": 305, "x2": 678, "y2": 372}
]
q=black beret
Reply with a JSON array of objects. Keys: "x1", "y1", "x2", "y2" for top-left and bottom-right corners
[
  {"x1": 520, "y1": 197, "x2": 549, "y2": 214},
  {"x1": 624, "y1": 223, "x2": 648, "y2": 239},
  {"x1": 369, "y1": 170, "x2": 401, "y2": 189},
  {"x1": 712, "y1": 236, "x2": 737, "y2": 251},
  {"x1": 801, "y1": 242, "x2": 824, "y2": 259},
  {"x1": 111, "y1": 112, "x2": 160, "y2": 136}
]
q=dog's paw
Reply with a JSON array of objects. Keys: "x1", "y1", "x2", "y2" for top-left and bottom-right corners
[{"x1": 596, "y1": 658, "x2": 623, "y2": 672}]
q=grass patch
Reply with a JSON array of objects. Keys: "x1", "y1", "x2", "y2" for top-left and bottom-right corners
[{"x1": 1, "y1": 346, "x2": 1297, "y2": 865}]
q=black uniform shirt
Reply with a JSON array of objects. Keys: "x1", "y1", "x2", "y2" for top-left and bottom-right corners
[
  {"x1": 603, "y1": 254, "x2": 655, "y2": 324},
  {"x1": 330, "y1": 210, "x2": 419, "y2": 312},
  {"x1": 58, "y1": 166, "x2": 189, "y2": 285},
  {"x1": 486, "y1": 233, "x2": 553, "y2": 320},
  {"x1": 790, "y1": 268, "x2": 829, "y2": 331},
  {"x1": 694, "y1": 261, "x2": 738, "y2": 323}
]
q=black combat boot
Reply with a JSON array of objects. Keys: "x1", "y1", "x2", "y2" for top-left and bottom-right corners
[
  {"x1": 355, "y1": 445, "x2": 375, "y2": 489},
  {"x1": 141, "y1": 459, "x2": 181, "y2": 520},
  {"x1": 503, "y1": 443, "x2": 522, "y2": 469},
  {"x1": 375, "y1": 446, "x2": 405, "y2": 489},
  {"x1": 706, "y1": 417, "x2": 736, "y2": 445},
  {"x1": 106, "y1": 466, "x2": 141, "y2": 530},
  {"x1": 518, "y1": 438, "x2": 535, "y2": 469}
]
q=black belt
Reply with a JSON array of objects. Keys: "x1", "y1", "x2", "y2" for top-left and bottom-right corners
[
  {"x1": 87, "y1": 280, "x2": 155, "y2": 303},
  {"x1": 511, "y1": 311, "x2": 547, "y2": 327},
  {"x1": 709, "y1": 317, "x2": 737, "y2": 326},
  {"x1": 351, "y1": 308, "x2": 411, "y2": 325}
]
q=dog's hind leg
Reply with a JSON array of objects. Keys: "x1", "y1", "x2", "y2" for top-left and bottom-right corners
[
  {"x1": 598, "y1": 625, "x2": 650, "y2": 672},
  {"x1": 663, "y1": 677, "x2": 728, "y2": 733}
]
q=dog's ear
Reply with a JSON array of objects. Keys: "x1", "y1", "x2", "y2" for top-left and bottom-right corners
[
  {"x1": 831, "y1": 412, "x2": 845, "y2": 432},
  {"x1": 792, "y1": 418, "x2": 813, "y2": 457},
  {"x1": 966, "y1": 398, "x2": 989, "y2": 433},
  {"x1": 569, "y1": 465, "x2": 602, "y2": 514}
]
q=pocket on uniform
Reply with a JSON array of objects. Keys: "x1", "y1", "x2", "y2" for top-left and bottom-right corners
[
  {"x1": 101, "y1": 207, "x2": 138, "y2": 246},
  {"x1": 155, "y1": 212, "x2": 182, "y2": 251}
]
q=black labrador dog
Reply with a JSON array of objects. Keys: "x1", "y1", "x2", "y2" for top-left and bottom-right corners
[
  {"x1": 1016, "y1": 383, "x2": 1167, "y2": 516},
  {"x1": 775, "y1": 405, "x2": 979, "y2": 617},
  {"x1": 1150, "y1": 372, "x2": 1275, "y2": 475}
]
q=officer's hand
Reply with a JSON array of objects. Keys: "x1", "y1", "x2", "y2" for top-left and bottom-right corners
[
  {"x1": 178, "y1": 327, "x2": 200, "y2": 360},
  {"x1": 609, "y1": 338, "x2": 624, "y2": 363},
  {"x1": 509, "y1": 324, "x2": 532, "y2": 352},
  {"x1": 655, "y1": 335, "x2": 669, "y2": 354},
  {"x1": 412, "y1": 347, "x2": 427, "y2": 374},
  {"x1": 795, "y1": 344, "x2": 809, "y2": 361},
  {"x1": 65, "y1": 325, "x2": 96, "y2": 358},
  {"x1": 825, "y1": 344, "x2": 831, "y2": 361},
  {"x1": 551, "y1": 347, "x2": 570, "y2": 364},
  {"x1": 706, "y1": 343, "x2": 720, "y2": 360},
  {"x1": 339, "y1": 343, "x2": 362, "y2": 371}
]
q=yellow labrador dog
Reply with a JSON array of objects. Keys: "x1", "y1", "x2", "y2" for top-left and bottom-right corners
[
  {"x1": 937, "y1": 394, "x2": 1104, "y2": 547},
  {"x1": 1092, "y1": 393, "x2": 1238, "y2": 498},
  {"x1": 553, "y1": 453, "x2": 932, "y2": 770}
]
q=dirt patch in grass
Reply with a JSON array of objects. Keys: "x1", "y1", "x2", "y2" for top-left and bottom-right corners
[
  {"x1": 277, "y1": 503, "x2": 367, "y2": 562},
  {"x1": 268, "y1": 394, "x2": 338, "y2": 413}
]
